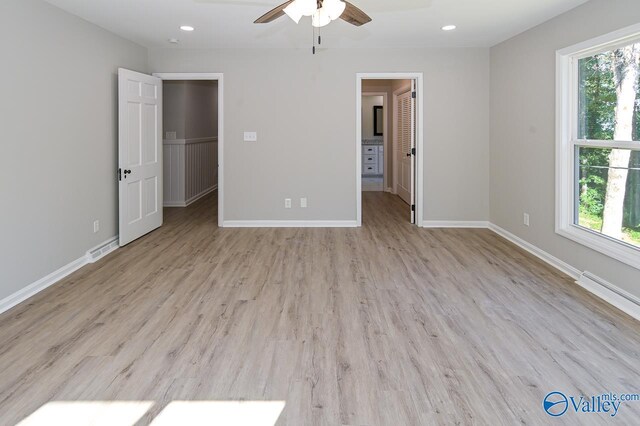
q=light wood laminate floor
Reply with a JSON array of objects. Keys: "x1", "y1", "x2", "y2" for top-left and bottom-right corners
[{"x1": 0, "y1": 192, "x2": 639, "y2": 425}]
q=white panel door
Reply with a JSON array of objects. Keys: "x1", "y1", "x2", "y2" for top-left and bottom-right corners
[{"x1": 118, "y1": 69, "x2": 163, "y2": 246}]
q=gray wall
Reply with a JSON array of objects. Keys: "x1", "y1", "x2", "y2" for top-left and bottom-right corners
[
  {"x1": 163, "y1": 80, "x2": 218, "y2": 140},
  {"x1": 163, "y1": 81, "x2": 187, "y2": 139},
  {"x1": 185, "y1": 81, "x2": 218, "y2": 139},
  {"x1": 490, "y1": 0, "x2": 640, "y2": 297},
  {"x1": 148, "y1": 48, "x2": 490, "y2": 222},
  {"x1": 0, "y1": 0, "x2": 147, "y2": 301}
]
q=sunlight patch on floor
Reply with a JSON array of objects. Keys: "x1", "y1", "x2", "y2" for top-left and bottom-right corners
[
  {"x1": 17, "y1": 400, "x2": 286, "y2": 426},
  {"x1": 17, "y1": 401, "x2": 154, "y2": 426},
  {"x1": 150, "y1": 401, "x2": 286, "y2": 426}
]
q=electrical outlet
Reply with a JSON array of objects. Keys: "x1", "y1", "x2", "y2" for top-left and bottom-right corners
[
  {"x1": 300, "y1": 197, "x2": 307, "y2": 208},
  {"x1": 285, "y1": 198, "x2": 292, "y2": 209},
  {"x1": 166, "y1": 131, "x2": 177, "y2": 140},
  {"x1": 93, "y1": 220, "x2": 100, "y2": 233},
  {"x1": 523, "y1": 213, "x2": 530, "y2": 227},
  {"x1": 244, "y1": 132, "x2": 258, "y2": 142}
]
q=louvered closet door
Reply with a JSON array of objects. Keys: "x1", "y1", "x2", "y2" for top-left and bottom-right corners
[{"x1": 396, "y1": 91, "x2": 412, "y2": 207}]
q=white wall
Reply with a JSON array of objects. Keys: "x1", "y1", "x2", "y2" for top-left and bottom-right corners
[
  {"x1": 148, "y1": 48, "x2": 490, "y2": 222},
  {"x1": 490, "y1": 0, "x2": 640, "y2": 297},
  {"x1": 0, "y1": 0, "x2": 147, "y2": 301},
  {"x1": 362, "y1": 95, "x2": 383, "y2": 140}
]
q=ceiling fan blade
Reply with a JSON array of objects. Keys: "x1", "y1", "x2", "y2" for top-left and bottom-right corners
[
  {"x1": 340, "y1": 1, "x2": 372, "y2": 26},
  {"x1": 254, "y1": 0, "x2": 295, "y2": 24}
]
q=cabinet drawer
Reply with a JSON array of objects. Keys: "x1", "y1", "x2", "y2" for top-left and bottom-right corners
[
  {"x1": 363, "y1": 154, "x2": 377, "y2": 164},
  {"x1": 363, "y1": 163, "x2": 379, "y2": 175},
  {"x1": 363, "y1": 146, "x2": 377, "y2": 155}
]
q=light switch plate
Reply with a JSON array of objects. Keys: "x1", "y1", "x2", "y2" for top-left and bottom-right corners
[
  {"x1": 166, "y1": 131, "x2": 177, "y2": 140},
  {"x1": 300, "y1": 198, "x2": 307, "y2": 208},
  {"x1": 244, "y1": 132, "x2": 257, "y2": 142}
]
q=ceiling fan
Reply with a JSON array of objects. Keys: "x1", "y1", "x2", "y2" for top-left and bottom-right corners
[
  {"x1": 254, "y1": 0, "x2": 372, "y2": 53},
  {"x1": 255, "y1": 0, "x2": 371, "y2": 26}
]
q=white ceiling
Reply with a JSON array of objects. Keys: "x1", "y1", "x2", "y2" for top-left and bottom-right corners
[{"x1": 43, "y1": 0, "x2": 588, "y2": 49}]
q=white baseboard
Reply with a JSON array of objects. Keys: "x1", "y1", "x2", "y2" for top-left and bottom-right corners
[
  {"x1": 577, "y1": 272, "x2": 640, "y2": 321},
  {"x1": 422, "y1": 221, "x2": 490, "y2": 229},
  {"x1": 488, "y1": 224, "x2": 580, "y2": 279},
  {"x1": 0, "y1": 236, "x2": 119, "y2": 315},
  {"x1": 164, "y1": 185, "x2": 217, "y2": 208},
  {"x1": 3, "y1": 219, "x2": 638, "y2": 324},
  {"x1": 185, "y1": 185, "x2": 217, "y2": 206},
  {"x1": 222, "y1": 220, "x2": 358, "y2": 228},
  {"x1": 489, "y1": 224, "x2": 639, "y2": 322}
]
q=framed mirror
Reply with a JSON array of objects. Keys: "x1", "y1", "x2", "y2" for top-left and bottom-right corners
[{"x1": 374, "y1": 106, "x2": 383, "y2": 136}]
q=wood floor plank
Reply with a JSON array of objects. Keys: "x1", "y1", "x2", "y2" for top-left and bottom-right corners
[{"x1": 0, "y1": 191, "x2": 638, "y2": 425}]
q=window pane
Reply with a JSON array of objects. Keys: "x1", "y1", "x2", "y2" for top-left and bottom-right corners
[
  {"x1": 577, "y1": 147, "x2": 640, "y2": 248},
  {"x1": 578, "y1": 42, "x2": 640, "y2": 142}
]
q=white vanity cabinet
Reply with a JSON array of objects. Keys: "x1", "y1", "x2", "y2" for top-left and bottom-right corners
[{"x1": 362, "y1": 144, "x2": 383, "y2": 176}]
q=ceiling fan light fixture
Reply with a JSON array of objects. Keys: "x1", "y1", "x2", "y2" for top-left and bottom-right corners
[
  {"x1": 283, "y1": 2, "x2": 304, "y2": 24},
  {"x1": 323, "y1": 0, "x2": 346, "y2": 20},
  {"x1": 311, "y1": 8, "x2": 331, "y2": 28},
  {"x1": 297, "y1": 0, "x2": 319, "y2": 17}
]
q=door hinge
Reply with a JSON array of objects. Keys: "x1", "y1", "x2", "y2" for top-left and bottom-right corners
[
  {"x1": 411, "y1": 147, "x2": 416, "y2": 155},
  {"x1": 411, "y1": 204, "x2": 415, "y2": 212},
  {"x1": 118, "y1": 168, "x2": 122, "y2": 181},
  {"x1": 412, "y1": 91, "x2": 416, "y2": 99}
]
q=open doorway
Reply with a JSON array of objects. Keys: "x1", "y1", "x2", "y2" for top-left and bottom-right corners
[
  {"x1": 154, "y1": 73, "x2": 224, "y2": 226},
  {"x1": 357, "y1": 74, "x2": 423, "y2": 227},
  {"x1": 162, "y1": 79, "x2": 218, "y2": 208}
]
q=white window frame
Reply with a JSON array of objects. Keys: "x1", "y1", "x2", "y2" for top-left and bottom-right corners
[{"x1": 556, "y1": 23, "x2": 640, "y2": 270}]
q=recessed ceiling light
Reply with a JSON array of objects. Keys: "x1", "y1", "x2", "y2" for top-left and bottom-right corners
[
  {"x1": 441, "y1": 25, "x2": 457, "y2": 31},
  {"x1": 168, "y1": 38, "x2": 180, "y2": 44},
  {"x1": 180, "y1": 25, "x2": 195, "y2": 32}
]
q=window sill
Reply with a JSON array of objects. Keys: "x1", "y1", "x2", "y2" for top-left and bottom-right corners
[{"x1": 556, "y1": 224, "x2": 640, "y2": 271}]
